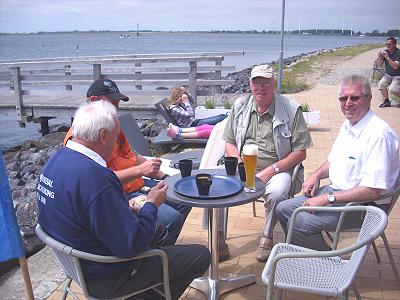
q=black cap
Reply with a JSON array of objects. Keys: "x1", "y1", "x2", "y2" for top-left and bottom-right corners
[{"x1": 86, "y1": 79, "x2": 129, "y2": 102}]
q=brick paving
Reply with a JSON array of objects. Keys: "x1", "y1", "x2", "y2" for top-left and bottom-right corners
[{"x1": 48, "y1": 48, "x2": 400, "y2": 299}]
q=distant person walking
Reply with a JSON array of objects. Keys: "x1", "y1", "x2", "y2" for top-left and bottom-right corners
[{"x1": 377, "y1": 36, "x2": 400, "y2": 108}]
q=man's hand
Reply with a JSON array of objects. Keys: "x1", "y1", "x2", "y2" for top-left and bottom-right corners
[
  {"x1": 139, "y1": 158, "x2": 162, "y2": 177},
  {"x1": 302, "y1": 176, "x2": 319, "y2": 197},
  {"x1": 128, "y1": 195, "x2": 147, "y2": 213},
  {"x1": 256, "y1": 166, "x2": 275, "y2": 184},
  {"x1": 146, "y1": 181, "x2": 168, "y2": 208},
  {"x1": 302, "y1": 194, "x2": 328, "y2": 213}
]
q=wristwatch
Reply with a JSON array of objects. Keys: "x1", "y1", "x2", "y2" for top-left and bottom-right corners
[
  {"x1": 327, "y1": 192, "x2": 336, "y2": 204},
  {"x1": 272, "y1": 163, "x2": 280, "y2": 174}
]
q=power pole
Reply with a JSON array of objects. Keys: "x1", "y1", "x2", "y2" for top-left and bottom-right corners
[{"x1": 278, "y1": 0, "x2": 286, "y2": 93}]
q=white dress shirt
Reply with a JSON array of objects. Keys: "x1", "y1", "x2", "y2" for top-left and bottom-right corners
[{"x1": 328, "y1": 110, "x2": 399, "y2": 198}]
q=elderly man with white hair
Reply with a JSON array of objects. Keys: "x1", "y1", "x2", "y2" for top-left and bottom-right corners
[{"x1": 37, "y1": 100, "x2": 210, "y2": 299}]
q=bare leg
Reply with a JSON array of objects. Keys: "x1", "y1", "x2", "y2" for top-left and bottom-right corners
[{"x1": 380, "y1": 87, "x2": 389, "y2": 100}]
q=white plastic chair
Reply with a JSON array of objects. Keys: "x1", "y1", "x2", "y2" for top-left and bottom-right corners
[
  {"x1": 262, "y1": 205, "x2": 388, "y2": 300},
  {"x1": 35, "y1": 225, "x2": 172, "y2": 300},
  {"x1": 326, "y1": 175, "x2": 400, "y2": 288},
  {"x1": 199, "y1": 119, "x2": 228, "y2": 235}
]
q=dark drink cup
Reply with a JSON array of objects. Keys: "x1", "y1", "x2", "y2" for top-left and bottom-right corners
[
  {"x1": 174, "y1": 159, "x2": 193, "y2": 177},
  {"x1": 195, "y1": 173, "x2": 212, "y2": 196},
  {"x1": 224, "y1": 156, "x2": 238, "y2": 175}
]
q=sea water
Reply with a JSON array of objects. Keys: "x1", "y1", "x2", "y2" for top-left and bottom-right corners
[{"x1": 0, "y1": 32, "x2": 384, "y2": 150}]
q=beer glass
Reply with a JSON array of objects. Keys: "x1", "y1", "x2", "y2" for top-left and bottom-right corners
[{"x1": 242, "y1": 144, "x2": 258, "y2": 192}]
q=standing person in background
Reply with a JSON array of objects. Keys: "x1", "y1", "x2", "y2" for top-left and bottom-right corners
[
  {"x1": 377, "y1": 36, "x2": 400, "y2": 108},
  {"x1": 64, "y1": 79, "x2": 191, "y2": 245},
  {"x1": 167, "y1": 86, "x2": 227, "y2": 127},
  {"x1": 222, "y1": 64, "x2": 313, "y2": 262},
  {"x1": 39, "y1": 100, "x2": 210, "y2": 299}
]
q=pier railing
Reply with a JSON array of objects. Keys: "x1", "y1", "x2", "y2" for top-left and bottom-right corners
[{"x1": 0, "y1": 51, "x2": 243, "y2": 132}]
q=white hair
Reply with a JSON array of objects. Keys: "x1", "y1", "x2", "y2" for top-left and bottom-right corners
[
  {"x1": 339, "y1": 75, "x2": 371, "y2": 96},
  {"x1": 72, "y1": 100, "x2": 117, "y2": 143}
]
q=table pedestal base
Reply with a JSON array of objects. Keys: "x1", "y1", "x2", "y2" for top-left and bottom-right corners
[{"x1": 190, "y1": 274, "x2": 256, "y2": 300}]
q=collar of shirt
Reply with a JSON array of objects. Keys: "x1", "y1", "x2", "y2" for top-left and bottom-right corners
[
  {"x1": 66, "y1": 140, "x2": 107, "y2": 167},
  {"x1": 343, "y1": 110, "x2": 373, "y2": 138},
  {"x1": 251, "y1": 97, "x2": 275, "y2": 119}
]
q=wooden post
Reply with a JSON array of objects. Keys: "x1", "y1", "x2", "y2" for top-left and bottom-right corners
[
  {"x1": 11, "y1": 66, "x2": 25, "y2": 124},
  {"x1": 19, "y1": 257, "x2": 34, "y2": 300},
  {"x1": 214, "y1": 58, "x2": 223, "y2": 94},
  {"x1": 134, "y1": 62, "x2": 142, "y2": 90},
  {"x1": 93, "y1": 64, "x2": 102, "y2": 80},
  {"x1": 189, "y1": 61, "x2": 198, "y2": 106},
  {"x1": 64, "y1": 64, "x2": 72, "y2": 90}
]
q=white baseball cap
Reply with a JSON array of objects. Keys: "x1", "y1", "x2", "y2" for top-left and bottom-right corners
[{"x1": 250, "y1": 64, "x2": 274, "y2": 80}]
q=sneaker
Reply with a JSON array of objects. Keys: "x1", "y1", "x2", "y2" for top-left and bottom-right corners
[
  {"x1": 379, "y1": 100, "x2": 391, "y2": 108},
  {"x1": 219, "y1": 244, "x2": 230, "y2": 262},
  {"x1": 255, "y1": 237, "x2": 273, "y2": 262}
]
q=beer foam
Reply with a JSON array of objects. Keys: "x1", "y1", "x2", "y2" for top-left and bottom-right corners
[{"x1": 242, "y1": 144, "x2": 258, "y2": 155}]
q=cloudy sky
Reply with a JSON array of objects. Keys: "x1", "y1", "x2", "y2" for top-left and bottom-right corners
[{"x1": 0, "y1": 0, "x2": 397, "y2": 34}]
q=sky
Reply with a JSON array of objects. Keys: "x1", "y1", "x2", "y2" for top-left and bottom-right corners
[{"x1": 0, "y1": 0, "x2": 398, "y2": 34}]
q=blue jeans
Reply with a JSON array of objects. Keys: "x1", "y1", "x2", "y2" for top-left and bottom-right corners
[
  {"x1": 192, "y1": 113, "x2": 228, "y2": 126},
  {"x1": 125, "y1": 179, "x2": 191, "y2": 245}
]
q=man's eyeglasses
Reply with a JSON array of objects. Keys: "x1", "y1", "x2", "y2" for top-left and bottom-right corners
[
  {"x1": 338, "y1": 95, "x2": 369, "y2": 102},
  {"x1": 386, "y1": 43, "x2": 394, "y2": 46}
]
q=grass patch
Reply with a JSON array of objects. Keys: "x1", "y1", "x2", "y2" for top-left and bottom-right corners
[{"x1": 273, "y1": 44, "x2": 382, "y2": 94}]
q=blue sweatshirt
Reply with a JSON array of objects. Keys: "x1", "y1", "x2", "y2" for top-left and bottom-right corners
[{"x1": 37, "y1": 147, "x2": 158, "y2": 280}]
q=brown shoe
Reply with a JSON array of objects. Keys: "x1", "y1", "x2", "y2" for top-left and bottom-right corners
[
  {"x1": 218, "y1": 231, "x2": 230, "y2": 262},
  {"x1": 219, "y1": 244, "x2": 230, "y2": 262},
  {"x1": 256, "y1": 237, "x2": 273, "y2": 262}
]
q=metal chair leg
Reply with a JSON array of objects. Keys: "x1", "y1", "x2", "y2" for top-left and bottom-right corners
[
  {"x1": 352, "y1": 283, "x2": 361, "y2": 300},
  {"x1": 371, "y1": 240, "x2": 381, "y2": 263},
  {"x1": 61, "y1": 278, "x2": 72, "y2": 300},
  {"x1": 276, "y1": 288, "x2": 283, "y2": 300},
  {"x1": 381, "y1": 233, "x2": 400, "y2": 288},
  {"x1": 224, "y1": 207, "x2": 229, "y2": 239}
]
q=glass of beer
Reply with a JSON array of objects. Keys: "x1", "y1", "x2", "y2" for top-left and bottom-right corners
[{"x1": 242, "y1": 144, "x2": 258, "y2": 192}]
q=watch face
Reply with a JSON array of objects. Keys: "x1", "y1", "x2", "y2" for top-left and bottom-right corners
[{"x1": 328, "y1": 193, "x2": 335, "y2": 204}]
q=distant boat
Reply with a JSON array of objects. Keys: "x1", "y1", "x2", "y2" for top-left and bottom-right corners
[
  {"x1": 119, "y1": 34, "x2": 130, "y2": 39},
  {"x1": 359, "y1": 34, "x2": 365, "y2": 38}
]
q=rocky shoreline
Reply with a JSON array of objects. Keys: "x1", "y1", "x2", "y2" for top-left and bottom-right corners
[
  {"x1": 0, "y1": 46, "x2": 342, "y2": 274},
  {"x1": 221, "y1": 47, "x2": 339, "y2": 94}
]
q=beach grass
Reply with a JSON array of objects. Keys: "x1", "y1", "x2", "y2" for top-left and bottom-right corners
[{"x1": 276, "y1": 44, "x2": 382, "y2": 93}]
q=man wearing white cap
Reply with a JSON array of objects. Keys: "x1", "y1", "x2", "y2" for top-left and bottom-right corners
[{"x1": 223, "y1": 64, "x2": 313, "y2": 262}]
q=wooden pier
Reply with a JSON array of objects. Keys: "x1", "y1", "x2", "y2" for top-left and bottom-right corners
[{"x1": 0, "y1": 51, "x2": 243, "y2": 133}]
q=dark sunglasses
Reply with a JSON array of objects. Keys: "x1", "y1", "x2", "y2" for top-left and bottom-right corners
[{"x1": 338, "y1": 95, "x2": 369, "y2": 102}]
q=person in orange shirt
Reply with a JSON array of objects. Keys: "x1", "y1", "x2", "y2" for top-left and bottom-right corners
[{"x1": 64, "y1": 79, "x2": 191, "y2": 245}]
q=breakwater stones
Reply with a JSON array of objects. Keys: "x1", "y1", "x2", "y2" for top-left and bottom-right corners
[
  {"x1": 222, "y1": 48, "x2": 336, "y2": 93},
  {"x1": 2, "y1": 132, "x2": 66, "y2": 256}
]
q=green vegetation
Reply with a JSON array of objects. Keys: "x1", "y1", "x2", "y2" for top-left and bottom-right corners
[
  {"x1": 300, "y1": 103, "x2": 311, "y2": 112},
  {"x1": 222, "y1": 98, "x2": 232, "y2": 109},
  {"x1": 204, "y1": 98, "x2": 216, "y2": 109},
  {"x1": 274, "y1": 44, "x2": 382, "y2": 94}
]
